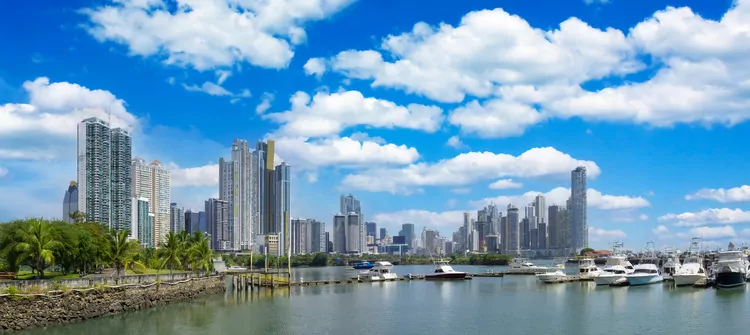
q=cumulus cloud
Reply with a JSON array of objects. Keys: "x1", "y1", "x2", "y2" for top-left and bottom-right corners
[
  {"x1": 255, "y1": 93, "x2": 275, "y2": 114},
  {"x1": 342, "y1": 147, "x2": 600, "y2": 194},
  {"x1": 589, "y1": 227, "x2": 627, "y2": 240},
  {"x1": 445, "y1": 135, "x2": 465, "y2": 149},
  {"x1": 676, "y1": 226, "x2": 737, "y2": 239},
  {"x1": 171, "y1": 163, "x2": 219, "y2": 187},
  {"x1": 0, "y1": 167, "x2": 7, "y2": 178},
  {"x1": 658, "y1": 208, "x2": 750, "y2": 227},
  {"x1": 81, "y1": 0, "x2": 356, "y2": 70},
  {"x1": 264, "y1": 90, "x2": 443, "y2": 138},
  {"x1": 488, "y1": 179, "x2": 523, "y2": 190},
  {"x1": 470, "y1": 187, "x2": 650, "y2": 210},
  {"x1": 304, "y1": 58, "x2": 327, "y2": 78},
  {"x1": 652, "y1": 225, "x2": 669, "y2": 234},
  {"x1": 274, "y1": 136, "x2": 419, "y2": 169},
  {"x1": 685, "y1": 185, "x2": 750, "y2": 203},
  {"x1": 182, "y1": 81, "x2": 252, "y2": 102}
]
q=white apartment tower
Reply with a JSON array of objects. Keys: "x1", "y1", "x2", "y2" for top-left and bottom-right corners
[
  {"x1": 131, "y1": 158, "x2": 170, "y2": 247},
  {"x1": 219, "y1": 157, "x2": 241, "y2": 251}
]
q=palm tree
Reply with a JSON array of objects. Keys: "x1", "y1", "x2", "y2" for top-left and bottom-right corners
[
  {"x1": 15, "y1": 218, "x2": 63, "y2": 279},
  {"x1": 157, "y1": 232, "x2": 182, "y2": 277},
  {"x1": 189, "y1": 234, "x2": 213, "y2": 276},
  {"x1": 176, "y1": 230, "x2": 191, "y2": 270},
  {"x1": 103, "y1": 229, "x2": 144, "y2": 277}
]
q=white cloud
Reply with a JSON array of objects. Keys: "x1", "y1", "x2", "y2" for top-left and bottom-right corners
[
  {"x1": 652, "y1": 225, "x2": 669, "y2": 234},
  {"x1": 589, "y1": 227, "x2": 627, "y2": 240},
  {"x1": 373, "y1": 209, "x2": 467, "y2": 232},
  {"x1": 658, "y1": 208, "x2": 750, "y2": 227},
  {"x1": 342, "y1": 147, "x2": 600, "y2": 194},
  {"x1": 0, "y1": 167, "x2": 7, "y2": 178},
  {"x1": 450, "y1": 188, "x2": 471, "y2": 194},
  {"x1": 348, "y1": 132, "x2": 385, "y2": 144},
  {"x1": 676, "y1": 226, "x2": 737, "y2": 239},
  {"x1": 171, "y1": 163, "x2": 219, "y2": 187},
  {"x1": 488, "y1": 179, "x2": 523, "y2": 190},
  {"x1": 304, "y1": 58, "x2": 327, "y2": 78},
  {"x1": 216, "y1": 70, "x2": 232, "y2": 85},
  {"x1": 446, "y1": 199, "x2": 458, "y2": 208},
  {"x1": 305, "y1": 172, "x2": 319, "y2": 183},
  {"x1": 449, "y1": 99, "x2": 544, "y2": 138},
  {"x1": 256, "y1": 92, "x2": 275, "y2": 114},
  {"x1": 81, "y1": 0, "x2": 356, "y2": 70},
  {"x1": 182, "y1": 81, "x2": 252, "y2": 101},
  {"x1": 639, "y1": 214, "x2": 649, "y2": 221},
  {"x1": 445, "y1": 135, "x2": 465, "y2": 149},
  {"x1": 471, "y1": 187, "x2": 650, "y2": 210},
  {"x1": 324, "y1": 9, "x2": 639, "y2": 103},
  {"x1": 685, "y1": 185, "x2": 750, "y2": 203},
  {"x1": 166, "y1": 77, "x2": 175, "y2": 85},
  {"x1": 264, "y1": 90, "x2": 443, "y2": 138},
  {"x1": 584, "y1": 0, "x2": 610, "y2": 5},
  {"x1": 274, "y1": 136, "x2": 419, "y2": 169}
]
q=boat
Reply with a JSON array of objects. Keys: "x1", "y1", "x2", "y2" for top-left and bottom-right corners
[
  {"x1": 536, "y1": 264, "x2": 567, "y2": 283},
  {"x1": 593, "y1": 255, "x2": 634, "y2": 286},
  {"x1": 660, "y1": 248, "x2": 682, "y2": 281},
  {"x1": 714, "y1": 250, "x2": 749, "y2": 289},
  {"x1": 352, "y1": 261, "x2": 374, "y2": 270},
  {"x1": 625, "y1": 242, "x2": 663, "y2": 286},
  {"x1": 578, "y1": 257, "x2": 603, "y2": 279},
  {"x1": 509, "y1": 258, "x2": 549, "y2": 274},
  {"x1": 425, "y1": 259, "x2": 467, "y2": 280},
  {"x1": 360, "y1": 261, "x2": 398, "y2": 282},
  {"x1": 673, "y1": 238, "x2": 707, "y2": 287}
]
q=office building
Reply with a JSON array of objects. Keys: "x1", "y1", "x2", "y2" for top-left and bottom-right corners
[
  {"x1": 571, "y1": 166, "x2": 588, "y2": 250},
  {"x1": 507, "y1": 204, "x2": 520, "y2": 255},
  {"x1": 170, "y1": 203, "x2": 185, "y2": 233},
  {"x1": 185, "y1": 210, "x2": 207, "y2": 234},
  {"x1": 340, "y1": 194, "x2": 364, "y2": 252},
  {"x1": 325, "y1": 232, "x2": 332, "y2": 253},
  {"x1": 538, "y1": 223, "x2": 547, "y2": 249},
  {"x1": 291, "y1": 218, "x2": 326, "y2": 254},
  {"x1": 424, "y1": 229, "x2": 439, "y2": 255},
  {"x1": 399, "y1": 223, "x2": 415, "y2": 250},
  {"x1": 534, "y1": 194, "x2": 546, "y2": 226},
  {"x1": 274, "y1": 162, "x2": 291, "y2": 256},
  {"x1": 486, "y1": 235, "x2": 499, "y2": 253},
  {"x1": 231, "y1": 139, "x2": 253, "y2": 250},
  {"x1": 379, "y1": 228, "x2": 386, "y2": 240},
  {"x1": 333, "y1": 213, "x2": 346, "y2": 253},
  {"x1": 62, "y1": 181, "x2": 79, "y2": 223},
  {"x1": 366, "y1": 222, "x2": 377, "y2": 239},
  {"x1": 206, "y1": 198, "x2": 230, "y2": 251},
  {"x1": 219, "y1": 157, "x2": 241, "y2": 251},
  {"x1": 462, "y1": 212, "x2": 471, "y2": 251},
  {"x1": 548, "y1": 205, "x2": 560, "y2": 249},
  {"x1": 346, "y1": 212, "x2": 360, "y2": 253}
]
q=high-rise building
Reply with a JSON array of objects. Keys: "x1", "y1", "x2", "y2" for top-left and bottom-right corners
[
  {"x1": 340, "y1": 194, "x2": 364, "y2": 252},
  {"x1": 463, "y1": 212, "x2": 471, "y2": 251},
  {"x1": 185, "y1": 210, "x2": 207, "y2": 234},
  {"x1": 274, "y1": 162, "x2": 291, "y2": 256},
  {"x1": 538, "y1": 223, "x2": 547, "y2": 249},
  {"x1": 571, "y1": 166, "x2": 588, "y2": 250},
  {"x1": 507, "y1": 204, "x2": 520, "y2": 255},
  {"x1": 325, "y1": 231, "x2": 332, "y2": 253},
  {"x1": 255, "y1": 140, "x2": 275, "y2": 237},
  {"x1": 170, "y1": 203, "x2": 185, "y2": 233},
  {"x1": 500, "y1": 216, "x2": 507, "y2": 251},
  {"x1": 333, "y1": 213, "x2": 346, "y2": 253},
  {"x1": 486, "y1": 235, "x2": 499, "y2": 253},
  {"x1": 110, "y1": 128, "x2": 132, "y2": 233},
  {"x1": 62, "y1": 181, "x2": 79, "y2": 224},
  {"x1": 77, "y1": 117, "x2": 112, "y2": 226},
  {"x1": 231, "y1": 139, "x2": 252, "y2": 251},
  {"x1": 206, "y1": 198, "x2": 230, "y2": 251},
  {"x1": 133, "y1": 197, "x2": 153, "y2": 248},
  {"x1": 346, "y1": 212, "x2": 361, "y2": 253},
  {"x1": 548, "y1": 205, "x2": 560, "y2": 249},
  {"x1": 366, "y1": 222, "x2": 377, "y2": 239},
  {"x1": 424, "y1": 229, "x2": 439, "y2": 255},
  {"x1": 521, "y1": 218, "x2": 530, "y2": 249},
  {"x1": 150, "y1": 161, "x2": 170, "y2": 246},
  {"x1": 534, "y1": 194, "x2": 546, "y2": 226},
  {"x1": 309, "y1": 220, "x2": 326, "y2": 253},
  {"x1": 399, "y1": 223, "x2": 415, "y2": 251},
  {"x1": 379, "y1": 228, "x2": 387, "y2": 240},
  {"x1": 219, "y1": 157, "x2": 241, "y2": 251},
  {"x1": 291, "y1": 218, "x2": 309, "y2": 255}
]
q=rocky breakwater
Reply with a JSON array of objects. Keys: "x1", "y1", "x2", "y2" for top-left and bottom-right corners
[{"x1": 0, "y1": 276, "x2": 226, "y2": 332}]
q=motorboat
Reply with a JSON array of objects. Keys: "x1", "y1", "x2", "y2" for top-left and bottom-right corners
[
  {"x1": 714, "y1": 250, "x2": 749, "y2": 289},
  {"x1": 425, "y1": 259, "x2": 467, "y2": 280},
  {"x1": 593, "y1": 265, "x2": 630, "y2": 286},
  {"x1": 626, "y1": 263, "x2": 663, "y2": 286},
  {"x1": 660, "y1": 249, "x2": 682, "y2": 281},
  {"x1": 360, "y1": 261, "x2": 398, "y2": 282},
  {"x1": 509, "y1": 258, "x2": 549, "y2": 274},
  {"x1": 536, "y1": 264, "x2": 567, "y2": 283},
  {"x1": 578, "y1": 257, "x2": 603, "y2": 279},
  {"x1": 352, "y1": 261, "x2": 374, "y2": 270},
  {"x1": 673, "y1": 238, "x2": 707, "y2": 286}
]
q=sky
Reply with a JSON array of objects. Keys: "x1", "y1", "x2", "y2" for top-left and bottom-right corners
[{"x1": 1, "y1": 0, "x2": 750, "y2": 250}]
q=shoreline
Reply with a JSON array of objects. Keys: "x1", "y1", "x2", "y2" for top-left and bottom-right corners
[{"x1": 0, "y1": 276, "x2": 226, "y2": 333}]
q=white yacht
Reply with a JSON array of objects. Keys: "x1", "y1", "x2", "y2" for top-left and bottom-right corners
[
  {"x1": 361, "y1": 261, "x2": 398, "y2": 282},
  {"x1": 509, "y1": 258, "x2": 549, "y2": 274},
  {"x1": 578, "y1": 257, "x2": 602, "y2": 279},
  {"x1": 673, "y1": 238, "x2": 707, "y2": 286},
  {"x1": 593, "y1": 254, "x2": 634, "y2": 286},
  {"x1": 714, "y1": 250, "x2": 749, "y2": 289},
  {"x1": 536, "y1": 264, "x2": 567, "y2": 283},
  {"x1": 661, "y1": 249, "x2": 682, "y2": 280},
  {"x1": 625, "y1": 242, "x2": 663, "y2": 286}
]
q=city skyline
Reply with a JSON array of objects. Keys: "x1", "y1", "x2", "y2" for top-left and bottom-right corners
[{"x1": 2, "y1": 0, "x2": 750, "y2": 250}]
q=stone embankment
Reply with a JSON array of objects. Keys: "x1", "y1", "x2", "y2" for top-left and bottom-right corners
[{"x1": 0, "y1": 276, "x2": 226, "y2": 332}]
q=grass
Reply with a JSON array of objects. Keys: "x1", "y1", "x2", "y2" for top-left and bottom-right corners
[{"x1": 14, "y1": 271, "x2": 80, "y2": 280}]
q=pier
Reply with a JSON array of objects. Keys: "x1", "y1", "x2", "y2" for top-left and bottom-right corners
[{"x1": 228, "y1": 272, "x2": 499, "y2": 290}]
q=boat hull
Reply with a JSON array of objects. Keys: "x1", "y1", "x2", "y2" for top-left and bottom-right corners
[
  {"x1": 593, "y1": 275, "x2": 625, "y2": 286},
  {"x1": 716, "y1": 272, "x2": 746, "y2": 289},
  {"x1": 626, "y1": 274, "x2": 663, "y2": 286},
  {"x1": 536, "y1": 273, "x2": 566, "y2": 283},
  {"x1": 425, "y1": 272, "x2": 467, "y2": 280},
  {"x1": 672, "y1": 274, "x2": 706, "y2": 287},
  {"x1": 353, "y1": 265, "x2": 374, "y2": 270}
]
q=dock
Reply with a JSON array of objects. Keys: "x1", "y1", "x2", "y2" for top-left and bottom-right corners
[{"x1": 228, "y1": 272, "x2": 493, "y2": 290}]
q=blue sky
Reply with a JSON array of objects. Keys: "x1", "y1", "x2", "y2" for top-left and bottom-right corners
[{"x1": 1, "y1": 0, "x2": 750, "y2": 250}]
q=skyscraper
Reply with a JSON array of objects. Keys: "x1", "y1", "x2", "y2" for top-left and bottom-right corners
[
  {"x1": 110, "y1": 128, "x2": 132, "y2": 233},
  {"x1": 534, "y1": 194, "x2": 546, "y2": 226},
  {"x1": 379, "y1": 228, "x2": 387, "y2": 240},
  {"x1": 340, "y1": 194, "x2": 364, "y2": 252},
  {"x1": 507, "y1": 204, "x2": 520, "y2": 255},
  {"x1": 134, "y1": 197, "x2": 152, "y2": 248},
  {"x1": 255, "y1": 140, "x2": 275, "y2": 237},
  {"x1": 219, "y1": 157, "x2": 241, "y2": 251},
  {"x1": 309, "y1": 220, "x2": 326, "y2": 253},
  {"x1": 463, "y1": 212, "x2": 472, "y2": 251},
  {"x1": 170, "y1": 203, "x2": 185, "y2": 233},
  {"x1": 206, "y1": 198, "x2": 230, "y2": 251},
  {"x1": 77, "y1": 117, "x2": 112, "y2": 226},
  {"x1": 399, "y1": 223, "x2": 415, "y2": 250},
  {"x1": 231, "y1": 139, "x2": 252, "y2": 250},
  {"x1": 548, "y1": 205, "x2": 560, "y2": 249},
  {"x1": 274, "y1": 162, "x2": 291, "y2": 256},
  {"x1": 291, "y1": 218, "x2": 309, "y2": 255},
  {"x1": 366, "y1": 222, "x2": 377, "y2": 239},
  {"x1": 62, "y1": 181, "x2": 78, "y2": 224},
  {"x1": 185, "y1": 210, "x2": 206, "y2": 234},
  {"x1": 571, "y1": 166, "x2": 588, "y2": 250},
  {"x1": 345, "y1": 212, "x2": 360, "y2": 253},
  {"x1": 151, "y1": 161, "x2": 171, "y2": 245},
  {"x1": 333, "y1": 213, "x2": 346, "y2": 253}
]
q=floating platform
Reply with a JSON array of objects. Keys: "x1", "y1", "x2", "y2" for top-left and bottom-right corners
[{"x1": 469, "y1": 273, "x2": 505, "y2": 278}]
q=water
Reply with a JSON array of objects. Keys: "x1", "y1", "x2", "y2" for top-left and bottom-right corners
[{"x1": 19, "y1": 265, "x2": 750, "y2": 335}]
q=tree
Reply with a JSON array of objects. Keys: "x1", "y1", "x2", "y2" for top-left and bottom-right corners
[
  {"x1": 103, "y1": 229, "x2": 144, "y2": 277},
  {"x1": 189, "y1": 234, "x2": 213, "y2": 276},
  {"x1": 69, "y1": 211, "x2": 87, "y2": 224},
  {"x1": 14, "y1": 218, "x2": 63, "y2": 278},
  {"x1": 579, "y1": 247, "x2": 595, "y2": 256},
  {"x1": 157, "y1": 232, "x2": 182, "y2": 276},
  {"x1": 0, "y1": 220, "x2": 26, "y2": 273}
]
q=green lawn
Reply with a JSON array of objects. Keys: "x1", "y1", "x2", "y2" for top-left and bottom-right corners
[{"x1": 14, "y1": 271, "x2": 80, "y2": 280}]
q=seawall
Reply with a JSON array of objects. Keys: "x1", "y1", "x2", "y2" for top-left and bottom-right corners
[{"x1": 0, "y1": 276, "x2": 226, "y2": 332}]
